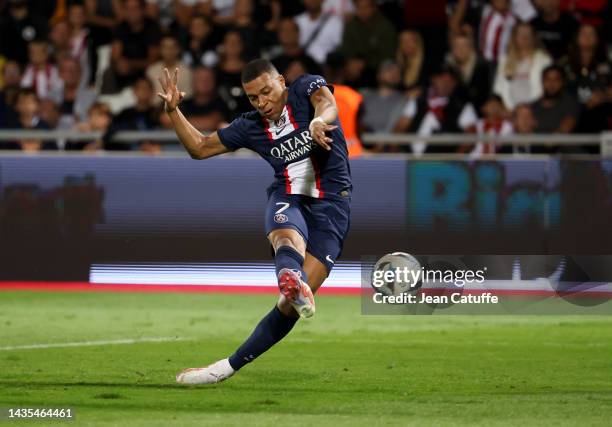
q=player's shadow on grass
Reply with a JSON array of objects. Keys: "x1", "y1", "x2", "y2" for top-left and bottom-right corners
[
  {"x1": 0, "y1": 380, "x2": 377, "y2": 394},
  {"x1": 0, "y1": 380, "x2": 193, "y2": 390}
]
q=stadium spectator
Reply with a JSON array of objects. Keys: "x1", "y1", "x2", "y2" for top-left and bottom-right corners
[
  {"x1": 403, "y1": 0, "x2": 448, "y2": 68},
  {"x1": 471, "y1": 94, "x2": 513, "y2": 155},
  {"x1": 85, "y1": 0, "x2": 124, "y2": 38},
  {"x1": 446, "y1": 32, "x2": 492, "y2": 112},
  {"x1": 181, "y1": 14, "x2": 220, "y2": 68},
  {"x1": 0, "y1": 60, "x2": 21, "y2": 93},
  {"x1": 272, "y1": 0, "x2": 303, "y2": 18},
  {"x1": 67, "y1": 3, "x2": 92, "y2": 87},
  {"x1": 223, "y1": 0, "x2": 262, "y2": 60},
  {"x1": 170, "y1": 66, "x2": 229, "y2": 132},
  {"x1": 478, "y1": 0, "x2": 517, "y2": 63},
  {"x1": 49, "y1": 19, "x2": 72, "y2": 61},
  {"x1": 395, "y1": 66, "x2": 478, "y2": 155},
  {"x1": 531, "y1": 65, "x2": 580, "y2": 134},
  {"x1": 512, "y1": 0, "x2": 539, "y2": 21},
  {"x1": 85, "y1": 0, "x2": 124, "y2": 83},
  {"x1": 12, "y1": 88, "x2": 47, "y2": 129},
  {"x1": 215, "y1": 30, "x2": 250, "y2": 117},
  {"x1": 145, "y1": 0, "x2": 182, "y2": 32},
  {"x1": 147, "y1": 35, "x2": 193, "y2": 103},
  {"x1": 323, "y1": 0, "x2": 355, "y2": 19},
  {"x1": 0, "y1": 0, "x2": 48, "y2": 66},
  {"x1": 72, "y1": 102, "x2": 113, "y2": 151},
  {"x1": 493, "y1": 22, "x2": 552, "y2": 110},
  {"x1": 0, "y1": 61, "x2": 22, "y2": 127},
  {"x1": 530, "y1": 0, "x2": 580, "y2": 60},
  {"x1": 29, "y1": 0, "x2": 67, "y2": 23},
  {"x1": 448, "y1": 0, "x2": 537, "y2": 40},
  {"x1": 560, "y1": 24, "x2": 611, "y2": 132},
  {"x1": 0, "y1": 58, "x2": 6, "y2": 89},
  {"x1": 560, "y1": 0, "x2": 608, "y2": 28},
  {"x1": 258, "y1": 0, "x2": 283, "y2": 34},
  {"x1": 284, "y1": 58, "x2": 316, "y2": 85},
  {"x1": 513, "y1": 102, "x2": 537, "y2": 133},
  {"x1": 341, "y1": 0, "x2": 396, "y2": 85},
  {"x1": 49, "y1": 56, "x2": 97, "y2": 130},
  {"x1": 268, "y1": 18, "x2": 321, "y2": 77},
  {"x1": 20, "y1": 39, "x2": 63, "y2": 101},
  {"x1": 102, "y1": 0, "x2": 161, "y2": 93},
  {"x1": 39, "y1": 99, "x2": 61, "y2": 130},
  {"x1": 360, "y1": 61, "x2": 408, "y2": 134},
  {"x1": 294, "y1": 0, "x2": 343, "y2": 64},
  {"x1": 206, "y1": 0, "x2": 237, "y2": 21},
  {"x1": 395, "y1": 30, "x2": 428, "y2": 94},
  {"x1": 107, "y1": 77, "x2": 161, "y2": 150},
  {"x1": 511, "y1": 102, "x2": 537, "y2": 153},
  {"x1": 2, "y1": 88, "x2": 56, "y2": 151},
  {"x1": 323, "y1": 52, "x2": 364, "y2": 157}
]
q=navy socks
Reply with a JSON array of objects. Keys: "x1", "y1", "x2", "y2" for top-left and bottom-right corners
[
  {"x1": 227, "y1": 245, "x2": 305, "y2": 371},
  {"x1": 228, "y1": 305, "x2": 299, "y2": 371},
  {"x1": 274, "y1": 245, "x2": 307, "y2": 283}
]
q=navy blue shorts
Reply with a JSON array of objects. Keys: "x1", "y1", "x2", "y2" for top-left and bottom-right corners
[{"x1": 265, "y1": 192, "x2": 351, "y2": 273}]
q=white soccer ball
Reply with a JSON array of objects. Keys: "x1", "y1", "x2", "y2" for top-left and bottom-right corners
[{"x1": 371, "y1": 252, "x2": 422, "y2": 296}]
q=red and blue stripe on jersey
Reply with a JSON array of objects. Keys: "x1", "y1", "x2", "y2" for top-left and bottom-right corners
[{"x1": 217, "y1": 74, "x2": 352, "y2": 200}]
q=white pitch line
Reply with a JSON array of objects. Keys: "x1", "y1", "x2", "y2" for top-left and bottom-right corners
[{"x1": 0, "y1": 337, "x2": 186, "y2": 351}]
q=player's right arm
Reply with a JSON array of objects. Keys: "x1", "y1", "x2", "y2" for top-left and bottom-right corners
[{"x1": 158, "y1": 68, "x2": 229, "y2": 160}]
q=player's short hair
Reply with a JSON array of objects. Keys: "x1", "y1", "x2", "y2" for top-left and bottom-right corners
[{"x1": 241, "y1": 59, "x2": 279, "y2": 84}]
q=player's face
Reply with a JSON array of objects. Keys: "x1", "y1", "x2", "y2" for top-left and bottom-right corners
[{"x1": 244, "y1": 72, "x2": 287, "y2": 121}]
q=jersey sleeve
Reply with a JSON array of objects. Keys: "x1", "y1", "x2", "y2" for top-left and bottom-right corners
[
  {"x1": 217, "y1": 116, "x2": 249, "y2": 152},
  {"x1": 295, "y1": 74, "x2": 334, "y2": 99}
]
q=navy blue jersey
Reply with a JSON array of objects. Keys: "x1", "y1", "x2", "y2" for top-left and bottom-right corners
[{"x1": 217, "y1": 74, "x2": 352, "y2": 200}]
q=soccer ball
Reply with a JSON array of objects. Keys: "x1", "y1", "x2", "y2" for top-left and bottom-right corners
[{"x1": 371, "y1": 252, "x2": 422, "y2": 296}]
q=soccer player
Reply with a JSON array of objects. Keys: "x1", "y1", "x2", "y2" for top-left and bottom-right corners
[{"x1": 158, "y1": 59, "x2": 352, "y2": 384}]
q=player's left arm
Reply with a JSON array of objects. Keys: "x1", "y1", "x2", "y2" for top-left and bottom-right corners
[{"x1": 309, "y1": 86, "x2": 338, "y2": 151}]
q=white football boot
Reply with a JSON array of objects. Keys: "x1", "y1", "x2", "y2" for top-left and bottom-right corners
[
  {"x1": 277, "y1": 268, "x2": 316, "y2": 318},
  {"x1": 176, "y1": 358, "x2": 235, "y2": 385}
]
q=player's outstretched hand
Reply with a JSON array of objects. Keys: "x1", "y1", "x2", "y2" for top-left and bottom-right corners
[
  {"x1": 157, "y1": 67, "x2": 186, "y2": 113},
  {"x1": 309, "y1": 118, "x2": 337, "y2": 151}
]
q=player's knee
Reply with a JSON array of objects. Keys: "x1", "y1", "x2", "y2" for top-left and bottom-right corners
[{"x1": 269, "y1": 231, "x2": 305, "y2": 254}]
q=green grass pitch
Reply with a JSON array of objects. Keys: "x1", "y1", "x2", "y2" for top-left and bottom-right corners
[{"x1": 1, "y1": 290, "x2": 611, "y2": 426}]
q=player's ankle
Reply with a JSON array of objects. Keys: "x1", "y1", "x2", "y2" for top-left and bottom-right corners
[{"x1": 276, "y1": 300, "x2": 300, "y2": 318}]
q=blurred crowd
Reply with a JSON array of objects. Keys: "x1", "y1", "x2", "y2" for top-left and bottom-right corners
[{"x1": 0, "y1": 0, "x2": 610, "y2": 154}]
